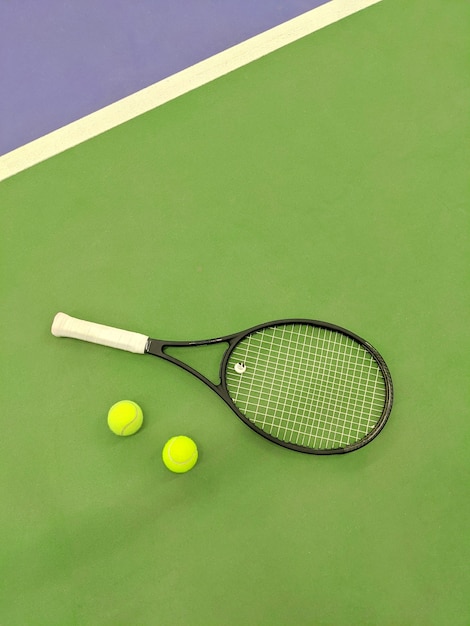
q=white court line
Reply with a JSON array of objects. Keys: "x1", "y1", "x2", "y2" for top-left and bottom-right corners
[{"x1": 0, "y1": 0, "x2": 382, "y2": 183}]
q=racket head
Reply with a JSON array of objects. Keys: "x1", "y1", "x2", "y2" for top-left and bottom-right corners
[{"x1": 221, "y1": 320, "x2": 393, "y2": 454}]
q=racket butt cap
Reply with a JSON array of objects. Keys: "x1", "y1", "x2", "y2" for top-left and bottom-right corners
[{"x1": 51, "y1": 312, "x2": 69, "y2": 336}]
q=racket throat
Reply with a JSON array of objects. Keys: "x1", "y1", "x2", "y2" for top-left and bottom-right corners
[{"x1": 146, "y1": 338, "x2": 229, "y2": 391}]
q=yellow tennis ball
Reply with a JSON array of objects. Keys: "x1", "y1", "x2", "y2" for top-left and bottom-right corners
[
  {"x1": 162, "y1": 436, "x2": 198, "y2": 473},
  {"x1": 107, "y1": 400, "x2": 143, "y2": 436}
]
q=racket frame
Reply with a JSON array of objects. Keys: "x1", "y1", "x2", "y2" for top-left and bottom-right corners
[{"x1": 146, "y1": 319, "x2": 393, "y2": 455}]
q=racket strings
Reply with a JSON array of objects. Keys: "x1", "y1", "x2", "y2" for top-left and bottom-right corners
[{"x1": 225, "y1": 324, "x2": 386, "y2": 450}]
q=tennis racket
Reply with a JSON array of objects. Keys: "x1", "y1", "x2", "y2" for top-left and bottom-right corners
[{"x1": 51, "y1": 313, "x2": 393, "y2": 454}]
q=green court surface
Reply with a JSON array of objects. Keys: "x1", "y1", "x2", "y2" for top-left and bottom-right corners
[{"x1": 1, "y1": 1, "x2": 469, "y2": 624}]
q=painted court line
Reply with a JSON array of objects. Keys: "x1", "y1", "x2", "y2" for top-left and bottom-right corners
[{"x1": 0, "y1": 0, "x2": 382, "y2": 183}]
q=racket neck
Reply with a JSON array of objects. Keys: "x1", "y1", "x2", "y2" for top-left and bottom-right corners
[{"x1": 146, "y1": 337, "x2": 229, "y2": 397}]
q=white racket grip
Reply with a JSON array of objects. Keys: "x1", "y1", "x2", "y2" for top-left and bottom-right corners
[{"x1": 51, "y1": 312, "x2": 148, "y2": 354}]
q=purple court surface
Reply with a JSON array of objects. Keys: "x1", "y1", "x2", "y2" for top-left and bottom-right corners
[{"x1": 0, "y1": 0, "x2": 329, "y2": 156}]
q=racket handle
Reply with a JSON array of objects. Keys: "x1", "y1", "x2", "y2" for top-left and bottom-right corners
[{"x1": 51, "y1": 312, "x2": 148, "y2": 354}]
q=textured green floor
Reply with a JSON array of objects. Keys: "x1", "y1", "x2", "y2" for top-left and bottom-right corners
[{"x1": 1, "y1": 0, "x2": 469, "y2": 624}]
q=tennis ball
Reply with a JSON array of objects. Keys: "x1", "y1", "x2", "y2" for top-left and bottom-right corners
[
  {"x1": 107, "y1": 400, "x2": 143, "y2": 436},
  {"x1": 162, "y1": 436, "x2": 198, "y2": 473}
]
